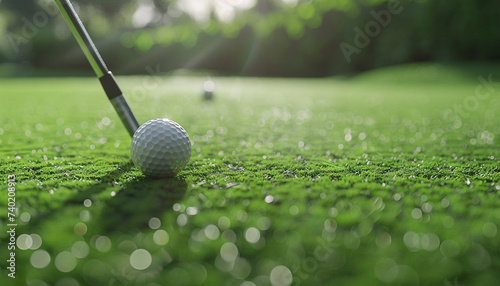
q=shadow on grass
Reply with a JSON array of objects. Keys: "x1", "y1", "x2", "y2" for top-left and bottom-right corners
[
  {"x1": 28, "y1": 161, "x2": 187, "y2": 235},
  {"x1": 99, "y1": 177, "x2": 187, "y2": 232}
]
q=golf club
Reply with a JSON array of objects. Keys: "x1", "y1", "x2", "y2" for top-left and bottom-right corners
[{"x1": 55, "y1": 0, "x2": 139, "y2": 137}]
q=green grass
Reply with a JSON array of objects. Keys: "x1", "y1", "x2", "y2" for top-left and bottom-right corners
[{"x1": 1, "y1": 62, "x2": 500, "y2": 286}]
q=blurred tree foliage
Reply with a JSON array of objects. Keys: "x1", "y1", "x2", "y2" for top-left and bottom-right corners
[{"x1": 0, "y1": 0, "x2": 499, "y2": 76}]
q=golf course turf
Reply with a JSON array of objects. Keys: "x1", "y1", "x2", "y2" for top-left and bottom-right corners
[{"x1": 1, "y1": 62, "x2": 499, "y2": 285}]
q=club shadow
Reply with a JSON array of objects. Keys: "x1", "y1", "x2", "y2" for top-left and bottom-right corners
[
  {"x1": 98, "y1": 177, "x2": 187, "y2": 233},
  {"x1": 27, "y1": 160, "x2": 137, "y2": 227}
]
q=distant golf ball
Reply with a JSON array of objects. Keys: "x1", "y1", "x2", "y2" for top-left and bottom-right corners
[
  {"x1": 131, "y1": 119, "x2": 191, "y2": 177},
  {"x1": 203, "y1": 80, "x2": 215, "y2": 100}
]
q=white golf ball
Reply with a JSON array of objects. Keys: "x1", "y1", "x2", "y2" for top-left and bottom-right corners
[{"x1": 131, "y1": 119, "x2": 191, "y2": 177}]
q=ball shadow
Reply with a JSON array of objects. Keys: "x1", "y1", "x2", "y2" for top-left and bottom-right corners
[{"x1": 99, "y1": 177, "x2": 187, "y2": 233}]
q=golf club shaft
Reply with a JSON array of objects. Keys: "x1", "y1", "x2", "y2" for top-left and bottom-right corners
[{"x1": 56, "y1": 0, "x2": 139, "y2": 137}]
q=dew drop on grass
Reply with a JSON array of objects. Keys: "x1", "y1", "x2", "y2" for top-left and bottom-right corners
[
  {"x1": 74, "y1": 222, "x2": 87, "y2": 236},
  {"x1": 27, "y1": 233, "x2": 42, "y2": 250},
  {"x1": 204, "y1": 224, "x2": 220, "y2": 240},
  {"x1": 55, "y1": 251, "x2": 77, "y2": 272},
  {"x1": 177, "y1": 214, "x2": 188, "y2": 227},
  {"x1": 17, "y1": 234, "x2": 33, "y2": 250},
  {"x1": 79, "y1": 210, "x2": 91, "y2": 222},
  {"x1": 222, "y1": 230, "x2": 237, "y2": 243},
  {"x1": 30, "y1": 250, "x2": 51, "y2": 268},
  {"x1": 421, "y1": 202, "x2": 433, "y2": 213},
  {"x1": 269, "y1": 265, "x2": 293, "y2": 286},
  {"x1": 411, "y1": 208, "x2": 422, "y2": 219},
  {"x1": 264, "y1": 195, "x2": 274, "y2": 203},
  {"x1": 186, "y1": 207, "x2": 199, "y2": 216},
  {"x1": 244, "y1": 227, "x2": 260, "y2": 244},
  {"x1": 130, "y1": 249, "x2": 152, "y2": 270},
  {"x1": 95, "y1": 236, "x2": 112, "y2": 252},
  {"x1": 173, "y1": 203, "x2": 182, "y2": 211},
  {"x1": 232, "y1": 258, "x2": 252, "y2": 280},
  {"x1": 328, "y1": 207, "x2": 338, "y2": 218},
  {"x1": 148, "y1": 217, "x2": 161, "y2": 229},
  {"x1": 237, "y1": 210, "x2": 248, "y2": 222},
  {"x1": 218, "y1": 216, "x2": 231, "y2": 230},
  {"x1": 324, "y1": 219, "x2": 337, "y2": 233},
  {"x1": 441, "y1": 198, "x2": 450, "y2": 208},
  {"x1": 220, "y1": 242, "x2": 239, "y2": 262},
  {"x1": 20, "y1": 212, "x2": 31, "y2": 223},
  {"x1": 153, "y1": 230, "x2": 169, "y2": 245},
  {"x1": 72, "y1": 241, "x2": 90, "y2": 258},
  {"x1": 403, "y1": 231, "x2": 419, "y2": 250},
  {"x1": 482, "y1": 222, "x2": 498, "y2": 238},
  {"x1": 421, "y1": 233, "x2": 440, "y2": 251},
  {"x1": 256, "y1": 217, "x2": 271, "y2": 230},
  {"x1": 101, "y1": 117, "x2": 111, "y2": 126},
  {"x1": 83, "y1": 199, "x2": 92, "y2": 207}
]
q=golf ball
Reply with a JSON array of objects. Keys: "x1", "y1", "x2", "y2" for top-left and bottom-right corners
[
  {"x1": 131, "y1": 119, "x2": 191, "y2": 177},
  {"x1": 203, "y1": 80, "x2": 215, "y2": 100}
]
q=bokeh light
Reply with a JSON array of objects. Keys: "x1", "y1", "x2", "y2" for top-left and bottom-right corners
[
  {"x1": 29, "y1": 233, "x2": 43, "y2": 250},
  {"x1": 55, "y1": 251, "x2": 77, "y2": 272},
  {"x1": 148, "y1": 217, "x2": 161, "y2": 229},
  {"x1": 94, "y1": 236, "x2": 112, "y2": 253},
  {"x1": 220, "y1": 242, "x2": 239, "y2": 262},
  {"x1": 72, "y1": 241, "x2": 90, "y2": 259},
  {"x1": 130, "y1": 249, "x2": 152, "y2": 270},
  {"x1": 30, "y1": 250, "x2": 51, "y2": 269},
  {"x1": 153, "y1": 230, "x2": 169, "y2": 245},
  {"x1": 269, "y1": 265, "x2": 293, "y2": 286},
  {"x1": 17, "y1": 234, "x2": 33, "y2": 250}
]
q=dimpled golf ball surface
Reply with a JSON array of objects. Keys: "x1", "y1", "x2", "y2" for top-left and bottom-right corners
[{"x1": 131, "y1": 119, "x2": 191, "y2": 177}]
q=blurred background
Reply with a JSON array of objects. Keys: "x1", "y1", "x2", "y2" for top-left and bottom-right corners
[{"x1": 0, "y1": 0, "x2": 499, "y2": 77}]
